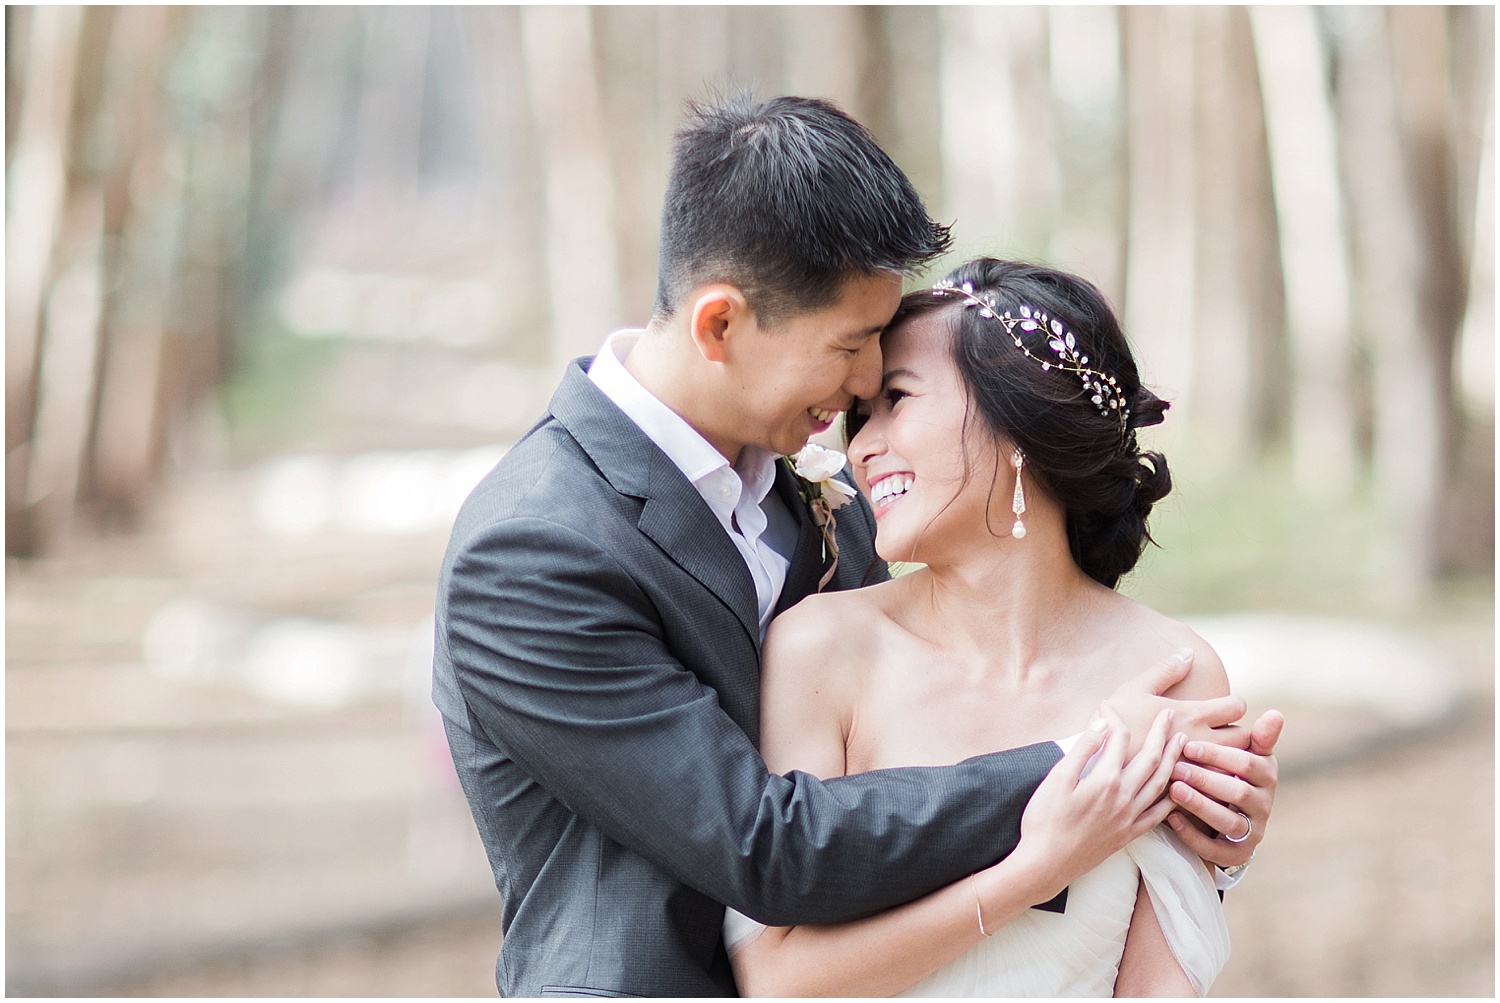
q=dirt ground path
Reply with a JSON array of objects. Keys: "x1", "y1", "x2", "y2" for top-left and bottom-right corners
[
  {"x1": 1213, "y1": 707, "x2": 1494, "y2": 997},
  {"x1": 41, "y1": 699, "x2": 1493, "y2": 998}
]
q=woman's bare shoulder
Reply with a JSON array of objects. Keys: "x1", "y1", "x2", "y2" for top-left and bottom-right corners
[
  {"x1": 1112, "y1": 597, "x2": 1230, "y2": 700},
  {"x1": 758, "y1": 584, "x2": 901, "y2": 777},
  {"x1": 762, "y1": 583, "x2": 894, "y2": 680}
]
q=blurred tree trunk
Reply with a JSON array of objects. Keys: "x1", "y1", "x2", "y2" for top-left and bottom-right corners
[
  {"x1": 782, "y1": 6, "x2": 870, "y2": 120},
  {"x1": 936, "y1": 8, "x2": 1020, "y2": 250},
  {"x1": 1390, "y1": 7, "x2": 1466, "y2": 376},
  {"x1": 1333, "y1": 8, "x2": 1459, "y2": 599},
  {"x1": 1231, "y1": 7, "x2": 1290, "y2": 457},
  {"x1": 1390, "y1": 5, "x2": 1476, "y2": 578},
  {"x1": 5, "y1": 6, "x2": 33, "y2": 161},
  {"x1": 1006, "y1": 7, "x2": 1059, "y2": 253},
  {"x1": 1448, "y1": 103, "x2": 1494, "y2": 575},
  {"x1": 1189, "y1": 7, "x2": 1285, "y2": 463},
  {"x1": 656, "y1": 5, "x2": 729, "y2": 118},
  {"x1": 1233, "y1": 5, "x2": 1292, "y2": 458},
  {"x1": 261, "y1": 7, "x2": 354, "y2": 213},
  {"x1": 238, "y1": 7, "x2": 336, "y2": 333},
  {"x1": 92, "y1": 8, "x2": 270, "y2": 527},
  {"x1": 1046, "y1": 6, "x2": 1126, "y2": 303},
  {"x1": 6, "y1": 4, "x2": 83, "y2": 552},
  {"x1": 168, "y1": 9, "x2": 267, "y2": 472},
  {"x1": 1121, "y1": 7, "x2": 1197, "y2": 419},
  {"x1": 83, "y1": 5, "x2": 178, "y2": 525},
  {"x1": 639, "y1": 3, "x2": 789, "y2": 313},
  {"x1": 596, "y1": 6, "x2": 673, "y2": 322},
  {"x1": 26, "y1": 190, "x2": 105, "y2": 549},
  {"x1": 519, "y1": 5, "x2": 623, "y2": 364},
  {"x1": 1449, "y1": 6, "x2": 1495, "y2": 418},
  {"x1": 1249, "y1": 5, "x2": 1359, "y2": 496},
  {"x1": 725, "y1": 7, "x2": 785, "y2": 97},
  {"x1": 1455, "y1": 92, "x2": 1495, "y2": 416},
  {"x1": 1188, "y1": 7, "x2": 1251, "y2": 456},
  {"x1": 468, "y1": 7, "x2": 547, "y2": 359},
  {"x1": 352, "y1": 7, "x2": 428, "y2": 200},
  {"x1": 874, "y1": 7, "x2": 943, "y2": 219}
]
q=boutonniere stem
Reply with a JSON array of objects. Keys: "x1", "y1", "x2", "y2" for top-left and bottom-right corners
[{"x1": 787, "y1": 443, "x2": 857, "y2": 590}]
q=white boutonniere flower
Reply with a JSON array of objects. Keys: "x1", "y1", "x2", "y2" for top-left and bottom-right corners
[
  {"x1": 787, "y1": 442, "x2": 858, "y2": 589},
  {"x1": 791, "y1": 442, "x2": 858, "y2": 511}
]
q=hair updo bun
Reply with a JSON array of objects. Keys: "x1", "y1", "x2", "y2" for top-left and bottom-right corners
[{"x1": 885, "y1": 258, "x2": 1172, "y2": 588}]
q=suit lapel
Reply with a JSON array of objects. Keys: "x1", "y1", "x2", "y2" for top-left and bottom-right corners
[
  {"x1": 548, "y1": 360, "x2": 761, "y2": 645},
  {"x1": 774, "y1": 460, "x2": 832, "y2": 616},
  {"x1": 635, "y1": 453, "x2": 761, "y2": 644}
]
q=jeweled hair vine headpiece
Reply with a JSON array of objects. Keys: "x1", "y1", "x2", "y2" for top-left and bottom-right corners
[{"x1": 930, "y1": 280, "x2": 1130, "y2": 430}]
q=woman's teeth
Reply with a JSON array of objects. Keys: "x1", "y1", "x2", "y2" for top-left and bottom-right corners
[
  {"x1": 872, "y1": 476, "x2": 914, "y2": 505},
  {"x1": 809, "y1": 407, "x2": 838, "y2": 425}
]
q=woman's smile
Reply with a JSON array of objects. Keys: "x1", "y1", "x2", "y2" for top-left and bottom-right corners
[{"x1": 868, "y1": 472, "x2": 916, "y2": 516}]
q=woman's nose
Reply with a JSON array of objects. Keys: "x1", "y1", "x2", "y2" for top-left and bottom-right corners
[{"x1": 848, "y1": 413, "x2": 886, "y2": 469}]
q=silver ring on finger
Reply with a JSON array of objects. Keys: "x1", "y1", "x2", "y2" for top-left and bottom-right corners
[{"x1": 1223, "y1": 810, "x2": 1253, "y2": 844}]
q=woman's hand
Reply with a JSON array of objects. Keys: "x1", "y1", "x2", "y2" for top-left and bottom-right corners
[{"x1": 995, "y1": 705, "x2": 1183, "y2": 908}]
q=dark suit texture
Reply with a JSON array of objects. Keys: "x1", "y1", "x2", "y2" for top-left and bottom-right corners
[{"x1": 432, "y1": 359, "x2": 1062, "y2": 997}]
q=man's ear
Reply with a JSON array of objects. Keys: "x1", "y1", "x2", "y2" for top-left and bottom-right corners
[{"x1": 686, "y1": 284, "x2": 751, "y2": 364}]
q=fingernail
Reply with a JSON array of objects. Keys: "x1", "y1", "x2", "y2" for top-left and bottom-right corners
[
  {"x1": 1174, "y1": 647, "x2": 1194, "y2": 663},
  {"x1": 1170, "y1": 781, "x2": 1190, "y2": 802},
  {"x1": 1165, "y1": 709, "x2": 1175, "y2": 726},
  {"x1": 1168, "y1": 814, "x2": 1184, "y2": 831},
  {"x1": 1172, "y1": 763, "x2": 1190, "y2": 781},
  {"x1": 1184, "y1": 741, "x2": 1204, "y2": 759},
  {"x1": 1089, "y1": 717, "x2": 1107, "y2": 733}
]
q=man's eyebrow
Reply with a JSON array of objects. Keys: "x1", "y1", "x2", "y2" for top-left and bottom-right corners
[{"x1": 840, "y1": 324, "x2": 886, "y2": 343}]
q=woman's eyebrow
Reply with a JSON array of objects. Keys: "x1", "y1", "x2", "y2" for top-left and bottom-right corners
[{"x1": 881, "y1": 366, "x2": 919, "y2": 387}]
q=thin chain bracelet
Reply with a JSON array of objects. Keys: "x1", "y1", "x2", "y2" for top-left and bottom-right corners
[{"x1": 971, "y1": 874, "x2": 994, "y2": 937}]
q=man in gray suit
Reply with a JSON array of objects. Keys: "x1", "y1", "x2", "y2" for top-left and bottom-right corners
[{"x1": 433, "y1": 95, "x2": 1279, "y2": 997}]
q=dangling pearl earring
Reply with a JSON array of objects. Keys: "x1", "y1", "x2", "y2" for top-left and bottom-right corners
[{"x1": 1011, "y1": 450, "x2": 1027, "y2": 539}]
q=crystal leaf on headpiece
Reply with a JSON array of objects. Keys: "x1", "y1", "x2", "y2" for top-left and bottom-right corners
[{"x1": 930, "y1": 279, "x2": 1131, "y2": 431}]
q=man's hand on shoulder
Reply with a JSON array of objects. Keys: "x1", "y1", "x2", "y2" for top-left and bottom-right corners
[
  {"x1": 1166, "y1": 709, "x2": 1282, "y2": 869},
  {"x1": 1104, "y1": 647, "x2": 1248, "y2": 754}
]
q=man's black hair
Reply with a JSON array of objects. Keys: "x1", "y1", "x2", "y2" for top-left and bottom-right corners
[{"x1": 652, "y1": 94, "x2": 951, "y2": 328}]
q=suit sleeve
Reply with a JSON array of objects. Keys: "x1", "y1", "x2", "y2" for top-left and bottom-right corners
[{"x1": 440, "y1": 515, "x2": 1060, "y2": 927}]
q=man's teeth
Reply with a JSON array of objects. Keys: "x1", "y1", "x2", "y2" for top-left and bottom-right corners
[
  {"x1": 872, "y1": 476, "x2": 914, "y2": 504},
  {"x1": 810, "y1": 407, "x2": 838, "y2": 424}
]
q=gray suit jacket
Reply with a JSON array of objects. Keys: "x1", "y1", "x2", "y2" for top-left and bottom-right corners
[{"x1": 432, "y1": 360, "x2": 1061, "y2": 997}]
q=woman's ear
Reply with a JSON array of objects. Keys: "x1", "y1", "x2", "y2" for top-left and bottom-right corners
[{"x1": 686, "y1": 284, "x2": 751, "y2": 364}]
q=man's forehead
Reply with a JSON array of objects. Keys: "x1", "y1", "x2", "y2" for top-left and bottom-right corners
[{"x1": 831, "y1": 272, "x2": 904, "y2": 319}]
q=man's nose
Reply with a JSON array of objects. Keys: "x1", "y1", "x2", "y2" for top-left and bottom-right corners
[{"x1": 846, "y1": 340, "x2": 883, "y2": 400}]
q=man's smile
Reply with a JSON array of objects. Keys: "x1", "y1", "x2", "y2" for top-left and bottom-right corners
[{"x1": 808, "y1": 406, "x2": 840, "y2": 430}]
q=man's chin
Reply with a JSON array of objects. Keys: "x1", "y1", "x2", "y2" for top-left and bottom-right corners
[{"x1": 777, "y1": 435, "x2": 813, "y2": 458}]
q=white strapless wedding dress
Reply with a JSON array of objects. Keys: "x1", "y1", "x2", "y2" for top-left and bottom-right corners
[{"x1": 723, "y1": 826, "x2": 1229, "y2": 997}]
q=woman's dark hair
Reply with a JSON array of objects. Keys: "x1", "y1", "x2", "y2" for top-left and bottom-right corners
[
  {"x1": 652, "y1": 94, "x2": 951, "y2": 328},
  {"x1": 850, "y1": 258, "x2": 1171, "y2": 588}
]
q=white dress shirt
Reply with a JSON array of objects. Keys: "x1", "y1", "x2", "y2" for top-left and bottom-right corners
[{"x1": 588, "y1": 330, "x2": 798, "y2": 637}]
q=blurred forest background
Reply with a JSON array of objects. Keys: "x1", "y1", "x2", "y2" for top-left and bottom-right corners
[{"x1": 6, "y1": 5, "x2": 1494, "y2": 997}]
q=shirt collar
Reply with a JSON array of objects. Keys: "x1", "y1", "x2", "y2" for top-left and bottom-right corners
[{"x1": 588, "y1": 330, "x2": 780, "y2": 505}]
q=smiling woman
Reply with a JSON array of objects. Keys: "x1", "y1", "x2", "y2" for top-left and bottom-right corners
[
  {"x1": 726, "y1": 257, "x2": 1248, "y2": 998},
  {"x1": 848, "y1": 258, "x2": 1172, "y2": 586}
]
